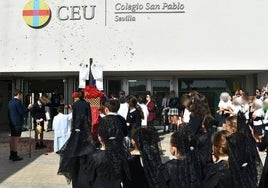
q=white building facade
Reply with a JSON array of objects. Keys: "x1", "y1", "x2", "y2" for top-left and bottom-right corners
[{"x1": 1, "y1": 0, "x2": 268, "y2": 128}]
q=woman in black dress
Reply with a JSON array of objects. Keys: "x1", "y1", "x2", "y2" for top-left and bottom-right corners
[
  {"x1": 57, "y1": 90, "x2": 95, "y2": 188},
  {"x1": 158, "y1": 125, "x2": 202, "y2": 188}
]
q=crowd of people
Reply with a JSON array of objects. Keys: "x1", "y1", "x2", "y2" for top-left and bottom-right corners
[
  {"x1": 217, "y1": 88, "x2": 268, "y2": 141},
  {"x1": 55, "y1": 87, "x2": 268, "y2": 188},
  {"x1": 7, "y1": 86, "x2": 268, "y2": 188}
]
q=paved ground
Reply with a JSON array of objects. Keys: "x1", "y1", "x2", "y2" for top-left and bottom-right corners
[
  {"x1": 0, "y1": 130, "x2": 72, "y2": 188},
  {"x1": 0, "y1": 129, "x2": 266, "y2": 188},
  {"x1": 0, "y1": 129, "x2": 172, "y2": 188}
]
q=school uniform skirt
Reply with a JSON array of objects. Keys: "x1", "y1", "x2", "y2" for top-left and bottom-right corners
[
  {"x1": 168, "y1": 108, "x2": 179, "y2": 116},
  {"x1": 253, "y1": 120, "x2": 264, "y2": 136}
]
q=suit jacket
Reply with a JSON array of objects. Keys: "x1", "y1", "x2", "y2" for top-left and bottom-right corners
[
  {"x1": 8, "y1": 98, "x2": 29, "y2": 127},
  {"x1": 31, "y1": 102, "x2": 46, "y2": 125}
]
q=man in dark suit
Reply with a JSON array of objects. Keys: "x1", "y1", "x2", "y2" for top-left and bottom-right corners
[
  {"x1": 8, "y1": 90, "x2": 32, "y2": 161},
  {"x1": 31, "y1": 96, "x2": 48, "y2": 149}
]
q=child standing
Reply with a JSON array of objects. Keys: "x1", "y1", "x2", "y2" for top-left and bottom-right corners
[
  {"x1": 52, "y1": 106, "x2": 72, "y2": 152},
  {"x1": 158, "y1": 125, "x2": 202, "y2": 188}
]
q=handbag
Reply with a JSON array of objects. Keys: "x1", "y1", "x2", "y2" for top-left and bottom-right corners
[{"x1": 36, "y1": 123, "x2": 43, "y2": 134}]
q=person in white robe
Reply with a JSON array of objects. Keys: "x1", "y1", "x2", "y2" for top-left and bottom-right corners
[{"x1": 52, "y1": 106, "x2": 72, "y2": 152}]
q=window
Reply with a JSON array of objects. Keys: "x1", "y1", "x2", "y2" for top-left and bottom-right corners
[
  {"x1": 180, "y1": 80, "x2": 228, "y2": 90},
  {"x1": 107, "y1": 80, "x2": 121, "y2": 97},
  {"x1": 128, "y1": 80, "x2": 146, "y2": 96}
]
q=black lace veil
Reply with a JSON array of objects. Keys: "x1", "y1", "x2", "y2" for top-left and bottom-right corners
[
  {"x1": 177, "y1": 125, "x2": 202, "y2": 188},
  {"x1": 132, "y1": 127, "x2": 162, "y2": 188},
  {"x1": 98, "y1": 115, "x2": 131, "y2": 180},
  {"x1": 227, "y1": 112, "x2": 263, "y2": 188},
  {"x1": 57, "y1": 115, "x2": 95, "y2": 184}
]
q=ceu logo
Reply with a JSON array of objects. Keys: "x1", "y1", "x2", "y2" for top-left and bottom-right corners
[{"x1": 22, "y1": 0, "x2": 51, "y2": 28}]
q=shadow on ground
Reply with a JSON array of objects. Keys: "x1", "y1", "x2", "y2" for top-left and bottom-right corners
[{"x1": 0, "y1": 131, "x2": 54, "y2": 184}]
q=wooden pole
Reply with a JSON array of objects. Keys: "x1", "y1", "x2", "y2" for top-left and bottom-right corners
[{"x1": 28, "y1": 93, "x2": 34, "y2": 158}]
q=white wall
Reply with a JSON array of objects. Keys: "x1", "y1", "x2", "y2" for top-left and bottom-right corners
[{"x1": 1, "y1": 0, "x2": 268, "y2": 73}]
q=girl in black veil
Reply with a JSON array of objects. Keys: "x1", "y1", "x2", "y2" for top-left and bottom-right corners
[
  {"x1": 225, "y1": 113, "x2": 263, "y2": 187},
  {"x1": 158, "y1": 124, "x2": 202, "y2": 188},
  {"x1": 79, "y1": 115, "x2": 130, "y2": 188},
  {"x1": 127, "y1": 127, "x2": 162, "y2": 188},
  {"x1": 197, "y1": 115, "x2": 218, "y2": 168},
  {"x1": 57, "y1": 90, "x2": 95, "y2": 188}
]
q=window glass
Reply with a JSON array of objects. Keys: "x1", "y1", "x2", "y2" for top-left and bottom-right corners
[
  {"x1": 128, "y1": 80, "x2": 146, "y2": 96},
  {"x1": 108, "y1": 80, "x2": 121, "y2": 97}
]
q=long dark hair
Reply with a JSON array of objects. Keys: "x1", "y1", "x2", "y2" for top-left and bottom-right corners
[
  {"x1": 189, "y1": 93, "x2": 212, "y2": 119},
  {"x1": 78, "y1": 90, "x2": 85, "y2": 100},
  {"x1": 170, "y1": 126, "x2": 194, "y2": 158},
  {"x1": 98, "y1": 116, "x2": 129, "y2": 179},
  {"x1": 212, "y1": 130, "x2": 230, "y2": 166}
]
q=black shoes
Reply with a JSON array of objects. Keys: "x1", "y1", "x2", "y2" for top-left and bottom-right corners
[
  {"x1": 35, "y1": 142, "x2": 47, "y2": 149},
  {"x1": 9, "y1": 151, "x2": 23, "y2": 161},
  {"x1": 40, "y1": 142, "x2": 47, "y2": 149},
  {"x1": 35, "y1": 142, "x2": 40, "y2": 149}
]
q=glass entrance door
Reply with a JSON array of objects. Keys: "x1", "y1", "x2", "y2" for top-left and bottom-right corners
[{"x1": 107, "y1": 80, "x2": 122, "y2": 98}]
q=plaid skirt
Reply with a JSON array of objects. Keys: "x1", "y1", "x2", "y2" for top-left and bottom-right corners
[
  {"x1": 168, "y1": 108, "x2": 179, "y2": 116},
  {"x1": 162, "y1": 109, "x2": 169, "y2": 116}
]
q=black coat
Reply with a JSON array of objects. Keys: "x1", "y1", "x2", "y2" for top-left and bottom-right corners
[
  {"x1": 78, "y1": 150, "x2": 122, "y2": 188},
  {"x1": 158, "y1": 159, "x2": 202, "y2": 188},
  {"x1": 31, "y1": 102, "x2": 46, "y2": 125},
  {"x1": 202, "y1": 161, "x2": 234, "y2": 188},
  {"x1": 72, "y1": 99, "x2": 92, "y2": 125},
  {"x1": 126, "y1": 109, "x2": 142, "y2": 129},
  {"x1": 8, "y1": 98, "x2": 29, "y2": 127}
]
